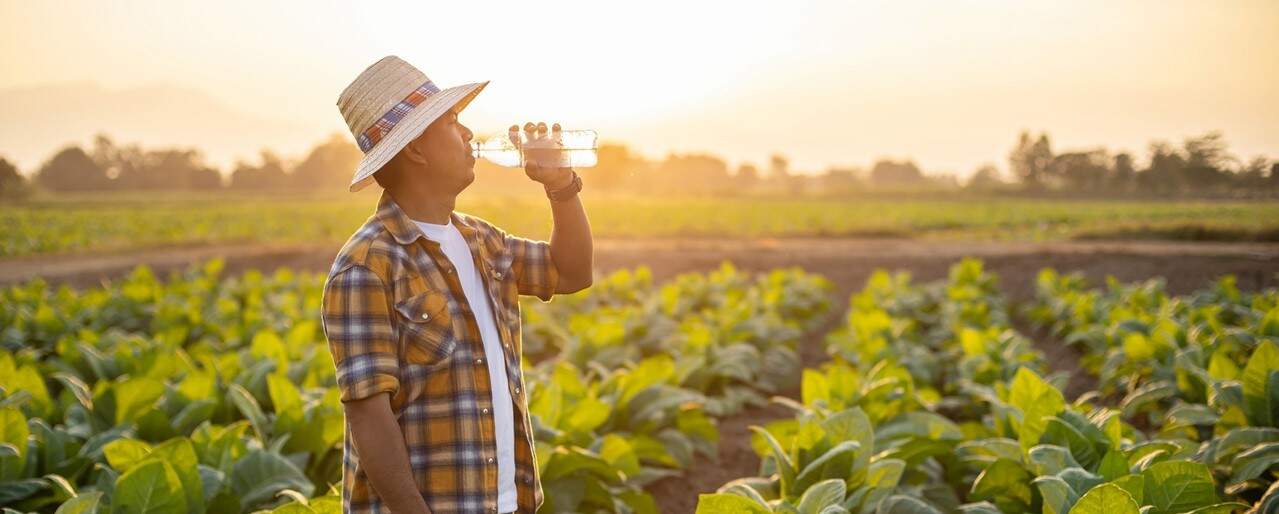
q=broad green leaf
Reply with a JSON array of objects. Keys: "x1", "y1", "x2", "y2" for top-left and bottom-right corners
[
  {"x1": 618, "y1": 356, "x2": 675, "y2": 405},
  {"x1": 267, "y1": 375, "x2": 303, "y2": 429},
  {"x1": 750, "y1": 425, "x2": 795, "y2": 498},
  {"x1": 229, "y1": 450, "x2": 315, "y2": 510},
  {"x1": 171, "y1": 400, "x2": 216, "y2": 435},
  {"x1": 103, "y1": 439, "x2": 153, "y2": 472},
  {"x1": 1111, "y1": 474, "x2": 1144, "y2": 504},
  {"x1": 1183, "y1": 503, "x2": 1250, "y2": 514},
  {"x1": 114, "y1": 377, "x2": 165, "y2": 425},
  {"x1": 192, "y1": 422, "x2": 249, "y2": 474},
  {"x1": 1098, "y1": 450, "x2": 1129, "y2": 481},
  {"x1": 111, "y1": 459, "x2": 186, "y2": 514},
  {"x1": 794, "y1": 441, "x2": 859, "y2": 494},
  {"x1": 0, "y1": 478, "x2": 47, "y2": 505},
  {"x1": 1165, "y1": 403, "x2": 1219, "y2": 427},
  {"x1": 866, "y1": 458, "x2": 906, "y2": 489},
  {"x1": 150, "y1": 438, "x2": 205, "y2": 514},
  {"x1": 1228, "y1": 442, "x2": 1279, "y2": 485},
  {"x1": 5, "y1": 366, "x2": 51, "y2": 417},
  {"x1": 250, "y1": 331, "x2": 289, "y2": 372},
  {"x1": 564, "y1": 394, "x2": 610, "y2": 434},
  {"x1": 1210, "y1": 427, "x2": 1279, "y2": 464},
  {"x1": 542, "y1": 447, "x2": 621, "y2": 483},
  {"x1": 875, "y1": 495, "x2": 943, "y2": 514},
  {"x1": 1028, "y1": 444, "x2": 1082, "y2": 476},
  {"x1": 0, "y1": 408, "x2": 28, "y2": 480},
  {"x1": 695, "y1": 493, "x2": 771, "y2": 514},
  {"x1": 822, "y1": 407, "x2": 873, "y2": 480},
  {"x1": 45, "y1": 474, "x2": 77, "y2": 503},
  {"x1": 1034, "y1": 476, "x2": 1078, "y2": 514},
  {"x1": 957, "y1": 438, "x2": 1021, "y2": 466},
  {"x1": 1057, "y1": 467, "x2": 1104, "y2": 496},
  {"x1": 1206, "y1": 350, "x2": 1240, "y2": 381},
  {"x1": 1243, "y1": 341, "x2": 1279, "y2": 427},
  {"x1": 309, "y1": 496, "x2": 342, "y2": 514},
  {"x1": 1041, "y1": 417, "x2": 1101, "y2": 470},
  {"x1": 797, "y1": 479, "x2": 846, "y2": 514},
  {"x1": 1068, "y1": 483, "x2": 1138, "y2": 514},
  {"x1": 957, "y1": 502, "x2": 1001, "y2": 514},
  {"x1": 716, "y1": 478, "x2": 771, "y2": 506},
  {"x1": 228, "y1": 384, "x2": 269, "y2": 441},
  {"x1": 959, "y1": 328, "x2": 986, "y2": 357},
  {"x1": 970, "y1": 458, "x2": 1032, "y2": 511},
  {"x1": 269, "y1": 504, "x2": 316, "y2": 514},
  {"x1": 1120, "y1": 381, "x2": 1178, "y2": 418},
  {"x1": 598, "y1": 435, "x2": 641, "y2": 480},
  {"x1": 55, "y1": 491, "x2": 103, "y2": 514},
  {"x1": 803, "y1": 369, "x2": 831, "y2": 407},
  {"x1": 1010, "y1": 368, "x2": 1065, "y2": 451},
  {"x1": 1122, "y1": 333, "x2": 1156, "y2": 360},
  {"x1": 1141, "y1": 460, "x2": 1218, "y2": 514}
]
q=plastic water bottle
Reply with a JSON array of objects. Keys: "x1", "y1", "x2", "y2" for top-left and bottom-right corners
[{"x1": 471, "y1": 123, "x2": 598, "y2": 168}]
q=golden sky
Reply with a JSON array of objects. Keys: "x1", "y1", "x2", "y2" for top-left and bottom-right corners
[{"x1": 1, "y1": 0, "x2": 1276, "y2": 176}]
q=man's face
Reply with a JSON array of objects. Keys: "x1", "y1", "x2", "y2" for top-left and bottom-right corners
[{"x1": 399, "y1": 109, "x2": 476, "y2": 192}]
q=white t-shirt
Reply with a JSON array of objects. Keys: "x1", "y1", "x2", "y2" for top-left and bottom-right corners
[{"x1": 412, "y1": 217, "x2": 518, "y2": 513}]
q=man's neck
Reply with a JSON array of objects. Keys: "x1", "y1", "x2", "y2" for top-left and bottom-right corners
[{"x1": 387, "y1": 186, "x2": 457, "y2": 225}]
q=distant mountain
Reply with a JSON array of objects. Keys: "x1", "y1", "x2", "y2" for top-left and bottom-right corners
[{"x1": 0, "y1": 82, "x2": 327, "y2": 173}]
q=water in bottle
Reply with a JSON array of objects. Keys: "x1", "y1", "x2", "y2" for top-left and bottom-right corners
[{"x1": 471, "y1": 124, "x2": 598, "y2": 168}]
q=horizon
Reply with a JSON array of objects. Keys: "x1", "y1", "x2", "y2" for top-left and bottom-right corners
[{"x1": 2, "y1": 1, "x2": 1276, "y2": 178}]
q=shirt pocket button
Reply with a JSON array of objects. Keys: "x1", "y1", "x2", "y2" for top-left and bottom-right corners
[{"x1": 394, "y1": 291, "x2": 454, "y2": 367}]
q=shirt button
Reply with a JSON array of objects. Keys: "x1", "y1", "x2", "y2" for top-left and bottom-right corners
[
  {"x1": 420, "y1": 313, "x2": 430, "y2": 321},
  {"x1": 475, "y1": 357, "x2": 484, "y2": 365},
  {"x1": 523, "y1": 477, "x2": 533, "y2": 485},
  {"x1": 487, "y1": 457, "x2": 495, "y2": 464},
  {"x1": 514, "y1": 387, "x2": 521, "y2": 394},
  {"x1": 481, "y1": 407, "x2": 490, "y2": 414}
]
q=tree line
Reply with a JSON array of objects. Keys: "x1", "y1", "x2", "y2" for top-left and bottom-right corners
[{"x1": 1, "y1": 130, "x2": 1276, "y2": 200}]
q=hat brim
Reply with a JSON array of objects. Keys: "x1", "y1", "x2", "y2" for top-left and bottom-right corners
[{"x1": 348, "y1": 80, "x2": 489, "y2": 192}]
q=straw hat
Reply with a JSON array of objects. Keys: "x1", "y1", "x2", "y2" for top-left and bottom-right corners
[{"x1": 337, "y1": 55, "x2": 489, "y2": 192}]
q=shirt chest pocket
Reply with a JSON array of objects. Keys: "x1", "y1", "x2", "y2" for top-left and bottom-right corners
[{"x1": 394, "y1": 290, "x2": 457, "y2": 368}]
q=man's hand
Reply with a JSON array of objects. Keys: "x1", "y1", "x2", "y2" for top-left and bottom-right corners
[{"x1": 519, "y1": 121, "x2": 575, "y2": 190}]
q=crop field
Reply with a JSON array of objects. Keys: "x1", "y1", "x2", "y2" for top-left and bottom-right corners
[
  {"x1": 1, "y1": 258, "x2": 1276, "y2": 513},
  {"x1": 3, "y1": 193, "x2": 1279, "y2": 257}
]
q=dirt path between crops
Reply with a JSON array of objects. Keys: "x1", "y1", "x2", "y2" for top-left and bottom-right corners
[{"x1": 4, "y1": 238, "x2": 1279, "y2": 296}]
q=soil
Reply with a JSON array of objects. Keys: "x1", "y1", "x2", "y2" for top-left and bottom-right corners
[{"x1": 4, "y1": 237, "x2": 1278, "y2": 512}]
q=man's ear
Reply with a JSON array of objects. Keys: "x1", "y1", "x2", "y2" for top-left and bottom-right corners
[{"x1": 402, "y1": 139, "x2": 429, "y2": 166}]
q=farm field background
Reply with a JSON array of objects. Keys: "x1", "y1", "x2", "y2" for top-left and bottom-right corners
[
  {"x1": 2, "y1": 258, "x2": 1278, "y2": 513},
  {"x1": 3, "y1": 191, "x2": 1279, "y2": 257}
]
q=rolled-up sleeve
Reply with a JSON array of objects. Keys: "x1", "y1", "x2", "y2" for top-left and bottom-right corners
[
  {"x1": 505, "y1": 233, "x2": 560, "y2": 302},
  {"x1": 321, "y1": 265, "x2": 400, "y2": 403}
]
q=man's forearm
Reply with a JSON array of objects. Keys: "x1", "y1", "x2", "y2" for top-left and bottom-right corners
[
  {"x1": 346, "y1": 394, "x2": 431, "y2": 514},
  {"x1": 549, "y1": 192, "x2": 593, "y2": 293}
]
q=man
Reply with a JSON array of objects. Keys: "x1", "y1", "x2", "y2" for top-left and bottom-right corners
[{"x1": 322, "y1": 55, "x2": 593, "y2": 514}]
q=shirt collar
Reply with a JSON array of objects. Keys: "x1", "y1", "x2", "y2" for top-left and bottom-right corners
[{"x1": 376, "y1": 190, "x2": 479, "y2": 246}]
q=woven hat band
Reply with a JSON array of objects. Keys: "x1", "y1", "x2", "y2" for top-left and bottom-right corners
[{"x1": 356, "y1": 79, "x2": 442, "y2": 153}]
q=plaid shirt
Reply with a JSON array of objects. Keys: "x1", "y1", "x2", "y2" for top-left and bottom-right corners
[{"x1": 321, "y1": 191, "x2": 558, "y2": 514}]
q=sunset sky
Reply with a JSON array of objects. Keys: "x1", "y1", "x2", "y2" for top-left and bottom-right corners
[{"x1": 1, "y1": 0, "x2": 1276, "y2": 176}]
